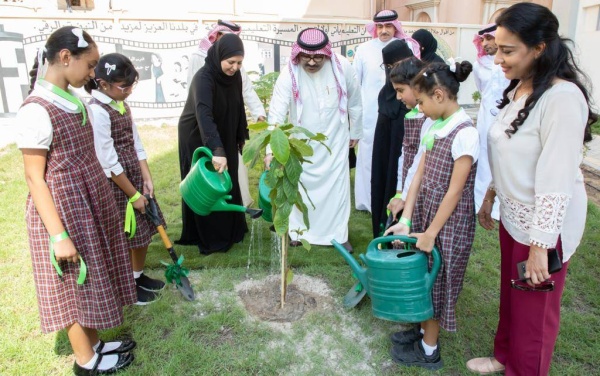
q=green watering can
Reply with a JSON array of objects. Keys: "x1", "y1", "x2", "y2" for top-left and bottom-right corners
[
  {"x1": 180, "y1": 147, "x2": 263, "y2": 218},
  {"x1": 258, "y1": 171, "x2": 273, "y2": 222},
  {"x1": 332, "y1": 235, "x2": 441, "y2": 323}
]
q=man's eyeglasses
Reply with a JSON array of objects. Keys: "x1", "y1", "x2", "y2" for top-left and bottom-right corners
[
  {"x1": 380, "y1": 63, "x2": 394, "y2": 70},
  {"x1": 109, "y1": 81, "x2": 138, "y2": 94},
  {"x1": 510, "y1": 279, "x2": 555, "y2": 292},
  {"x1": 299, "y1": 54, "x2": 325, "y2": 63}
]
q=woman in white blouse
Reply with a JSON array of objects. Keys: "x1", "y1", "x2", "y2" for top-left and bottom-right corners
[{"x1": 467, "y1": 3, "x2": 596, "y2": 375}]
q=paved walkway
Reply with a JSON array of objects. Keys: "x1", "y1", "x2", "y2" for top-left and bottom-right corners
[{"x1": 584, "y1": 134, "x2": 600, "y2": 171}]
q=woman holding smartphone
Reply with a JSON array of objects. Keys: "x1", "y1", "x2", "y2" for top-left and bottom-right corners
[{"x1": 467, "y1": 3, "x2": 595, "y2": 375}]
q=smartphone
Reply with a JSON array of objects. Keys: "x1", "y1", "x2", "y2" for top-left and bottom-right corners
[
  {"x1": 516, "y1": 261, "x2": 528, "y2": 281},
  {"x1": 516, "y1": 249, "x2": 562, "y2": 280}
]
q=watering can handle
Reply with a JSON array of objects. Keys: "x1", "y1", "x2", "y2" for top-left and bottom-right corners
[
  {"x1": 370, "y1": 235, "x2": 442, "y2": 285},
  {"x1": 191, "y1": 146, "x2": 213, "y2": 167},
  {"x1": 369, "y1": 235, "x2": 417, "y2": 250},
  {"x1": 428, "y1": 245, "x2": 442, "y2": 287}
]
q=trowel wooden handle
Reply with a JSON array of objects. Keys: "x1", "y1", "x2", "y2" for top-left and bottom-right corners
[{"x1": 156, "y1": 225, "x2": 172, "y2": 248}]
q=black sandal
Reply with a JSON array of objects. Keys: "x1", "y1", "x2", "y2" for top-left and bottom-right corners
[
  {"x1": 73, "y1": 352, "x2": 134, "y2": 375},
  {"x1": 95, "y1": 339, "x2": 136, "y2": 355}
]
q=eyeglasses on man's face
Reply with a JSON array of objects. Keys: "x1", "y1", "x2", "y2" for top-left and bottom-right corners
[
  {"x1": 109, "y1": 81, "x2": 138, "y2": 94},
  {"x1": 510, "y1": 279, "x2": 555, "y2": 292},
  {"x1": 299, "y1": 54, "x2": 325, "y2": 63},
  {"x1": 380, "y1": 63, "x2": 394, "y2": 70}
]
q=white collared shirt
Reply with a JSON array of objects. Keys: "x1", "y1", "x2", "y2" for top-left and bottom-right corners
[
  {"x1": 396, "y1": 108, "x2": 478, "y2": 194},
  {"x1": 428, "y1": 107, "x2": 480, "y2": 163},
  {"x1": 15, "y1": 83, "x2": 87, "y2": 150},
  {"x1": 89, "y1": 90, "x2": 146, "y2": 178}
]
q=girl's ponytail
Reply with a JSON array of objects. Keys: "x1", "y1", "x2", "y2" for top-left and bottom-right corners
[
  {"x1": 411, "y1": 61, "x2": 473, "y2": 100},
  {"x1": 28, "y1": 54, "x2": 40, "y2": 94},
  {"x1": 29, "y1": 26, "x2": 95, "y2": 94},
  {"x1": 453, "y1": 61, "x2": 473, "y2": 83}
]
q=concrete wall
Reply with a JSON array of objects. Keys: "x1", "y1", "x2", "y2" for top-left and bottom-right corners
[
  {"x1": 0, "y1": 5, "x2": 482, "y2": 117},
  {"x1": 4, "y1": 0, "x2": 597, "y2": 119},
  {"x1": 112, "y1": 0, "x2": 374, "y2": 20},
  {"x1": 388, "y1": 0, "x2": 553, "y2": 24}
]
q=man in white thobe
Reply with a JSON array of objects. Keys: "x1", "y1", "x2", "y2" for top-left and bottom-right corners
[
  {"x1": 187, "y1": 20, "x2": 265, "y2": 206},
  {"x1": 472, "y1": 24, "x2": 509, "y2": 220},
  {"x1": 352, "y1": 10, "x2": 420, "y2": 212},
  {"x1": 267, "y1": 28, "x2": 362, "y2": 251}
]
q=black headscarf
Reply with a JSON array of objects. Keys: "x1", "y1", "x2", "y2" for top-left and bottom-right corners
[
  {"x1": 204, "y1": 33, "x2": 245, "y2": 86},
  {"x1": 412, "y1": 29, "x2": 445, "y2": 64},
  {"x1": 378, "y1": 40, "x2": 413, "y2": 118}
]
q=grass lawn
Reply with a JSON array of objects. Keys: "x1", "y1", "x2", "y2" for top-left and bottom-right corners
[{"x1": 1, "y1": 124, "x2": 598, "y2": 375}]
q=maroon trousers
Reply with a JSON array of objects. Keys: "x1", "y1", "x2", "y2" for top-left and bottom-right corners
[{"x1": 493, "y1": 222, "x2": 569, "y2": 376}]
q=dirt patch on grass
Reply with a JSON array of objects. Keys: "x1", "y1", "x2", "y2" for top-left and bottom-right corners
[{"x1": 236, "y1": 274, "x2": 335, "y2": 323}]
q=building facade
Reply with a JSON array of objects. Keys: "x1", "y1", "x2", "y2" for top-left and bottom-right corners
[{"x1": 1, "y1": 0, "x2": 598, "y2": 117}]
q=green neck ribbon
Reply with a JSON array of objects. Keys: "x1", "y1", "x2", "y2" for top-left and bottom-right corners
[
  {"x1": 113, "y1": 100, "x2": 126, "y2": 115},
  {"x1": 421, "y1": 110, "x2": 460, "y2": 151},
  {"x1": 405, "y1": 107, "x2": 420, "y2": 119},
  {"x1": 37, "y1": 79, "x2": 87, "y2": 126}
]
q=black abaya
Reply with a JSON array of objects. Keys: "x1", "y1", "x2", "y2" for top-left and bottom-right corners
[
  {"x1": 177, "y1": 34, "x2": 248, "y2": 253},
  {"x1": 370, "y1": 80, "x2": 408, "y2": 238},
  {"x1": 412, "y1": 29, "x2": 446, "y2": 64}
]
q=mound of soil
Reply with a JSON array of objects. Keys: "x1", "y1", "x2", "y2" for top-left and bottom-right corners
[{"x1": 236, "y1": 275, "x2": 334, "y2": 323}]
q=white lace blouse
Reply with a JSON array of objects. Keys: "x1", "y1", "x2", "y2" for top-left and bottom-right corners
[{"x1": 488, "y1": 81, "x2": 588, "y2": 261}]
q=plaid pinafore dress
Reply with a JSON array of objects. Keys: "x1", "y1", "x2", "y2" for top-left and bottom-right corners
[
  {"x1": 412, "y1": 121, "x2": 477, "y2": 332},
  {"x1": 89, "y1": 99, "x2": 164, "y2": 249},
  {"x1": 401, "y1": 116, "x2": 426, "y2": 188},
  {"x1": 24, "y1": 96, "x2": 136, "y2": 333}
]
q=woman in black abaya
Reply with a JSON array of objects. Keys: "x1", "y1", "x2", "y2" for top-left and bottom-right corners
[
  {"x1": 177, "y1": 33, "x2": 248, "y2": 254},
  {"x1": 370, "y1": 40, "x2": 413, "y2": 238},
  {"x1": 412, "y1": 29, "x2": 445, "y2": 64}
]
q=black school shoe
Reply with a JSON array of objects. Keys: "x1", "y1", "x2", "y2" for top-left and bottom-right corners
[
  {"x1": 95, "y1": 340, "x2": 136, "y2": 355},
  {"x1": 134, "y1": 285, "x2": 159, "y2": 306},
  {"x1": 390, "y1": 325, "x2": 423, "y2": 345},
  {"x1": 135, "y1": 273, "x2": 165, "y2": 292},
  {"x1": 73, "y1": 352, "x2": 134, "y2": 375},
  {"x1": 390, "y1": 340, "x2": 443, "y2": 371}
]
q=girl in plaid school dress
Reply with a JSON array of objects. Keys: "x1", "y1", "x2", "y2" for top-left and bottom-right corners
[
  {"x1": 386, "y1": 56, "x2": 430, "y2": 220},
  {"x1": 15, "y1": 27, "x2": 136, "y2": 375},
  {"x1": 385, "y1": 61, "x2": 479, "y2": 370},
  {"x1": 85, "y1": 53, "x2": 166, "y2": 306}
]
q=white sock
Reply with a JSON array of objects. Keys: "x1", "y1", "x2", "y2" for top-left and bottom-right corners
[
  {"x1": 93, "y1": 340, "x2": 122, "y2": 354},
  {"x1": 133, "y1": 270, "x2": 143, "y2": 279},
  {"x1": 80, "y1": 352, "x2": 119, "y2": 370},
  {"x1": 421, "y1": 339, "x2": 437, "y2": 356},
  {"x1": 81, "y1": 353, "x2": 99, "y2": 369}
]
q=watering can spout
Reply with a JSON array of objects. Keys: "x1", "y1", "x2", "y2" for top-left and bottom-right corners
[
  {"x1": 245, "y1": 207, "x2": 264, "y2": 219},
  {"x1": 331, "y1": 240, "x2": 368, "y2": 291},
  {"x1": 210, "y1": 198, "x2": 264, "y2": 219}
]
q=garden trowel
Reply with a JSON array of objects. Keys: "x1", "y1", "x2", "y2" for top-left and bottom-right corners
[{"x1": 144, "y1": 195, "x2": 195, "y2": 301}]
